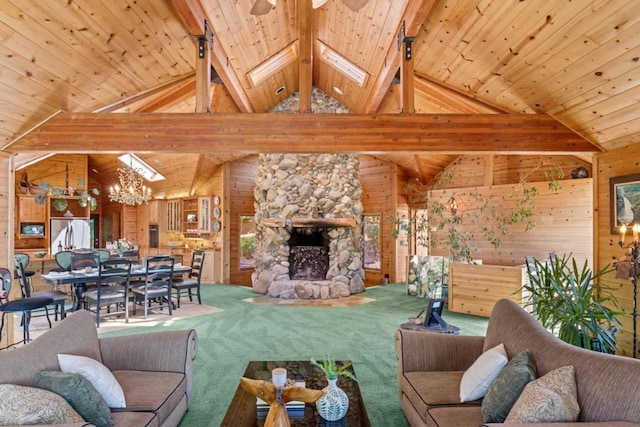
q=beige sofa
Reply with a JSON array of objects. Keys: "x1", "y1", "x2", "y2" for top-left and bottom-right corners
[
  {"x1": 395, "y1": 298, "x2": 640, "y2": 427},
  {"x1": 0, "y1": 309, "x2": 198, "y2": 427}
]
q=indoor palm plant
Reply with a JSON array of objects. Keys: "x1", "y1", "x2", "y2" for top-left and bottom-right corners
[{"x1": 523, "y1": 254, "x2": 623, "y2": 353}]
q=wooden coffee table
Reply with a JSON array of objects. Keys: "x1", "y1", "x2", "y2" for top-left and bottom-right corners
[{"x1": 221, "y1": 360, "x2": 370, "y2": 426}]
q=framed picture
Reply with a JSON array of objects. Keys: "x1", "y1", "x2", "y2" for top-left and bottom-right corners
[{"x1": 610, "y1": 173, "x2": 640, "y2": 234}]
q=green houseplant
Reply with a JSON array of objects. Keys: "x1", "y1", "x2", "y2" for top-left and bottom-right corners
[
  {"x1": 310, "y1": 357, "x2": 355, "y2": 421},
  {"x1": 35, "y1": 179, "x2": 99, "y2": 211},
  {"x1": 523, "y1": 254, "x2": 623, "y2": 353},
  {"x1": 310, "y1": 358, "x2": 357, "y2": 382}
]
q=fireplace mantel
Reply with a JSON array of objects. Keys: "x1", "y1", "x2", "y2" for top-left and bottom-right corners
[{"x1": 261, "y1": 217, "x2": 357, "y2": 228}]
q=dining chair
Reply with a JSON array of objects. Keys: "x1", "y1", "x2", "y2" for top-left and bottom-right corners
[
  {"x1": 0, "y1": 267, "x2": 53, "y2": 348},
  {"x1": 70, "y1": 252, "x2": 100, "y2": 310},
  {"x1": 131, "y1": 255, "x2": 174, "y2": 319},
  {"x1": 95, "y1": 249, "x2": 111, "y2": 262},
  {"x1": 83, "y1": 258, "x2": 132, "y2": 327},
  {"x1": 15, "y1": 259, "x2": 67, "y2": 322},
  {"x1": 51, "y1": 250, "x2": 74, "y2": 272},
  {"x1": 121, "y1": 250, "x2": 141, "y2": 264},
  {"x1": 14, "y1": 253, "x2": 35, "y2": 286},
  {"x1": 172, "y1": 250, "x2": 205, "y2": 308}
]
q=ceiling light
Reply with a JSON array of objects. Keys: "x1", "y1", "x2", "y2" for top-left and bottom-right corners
[
  {"x1": 275, "y1": 86, "x2": 285, "y2": 94},
  {"x1": 109, "y1": 162, "x2": 152, "y2": 206},
  {"x1": 248, "y1": 43, "x2": 297, "y2": 87},
  {"x1": 318, "y1": 41, "x2": 368, "y2": 86},
  {"x1": 333, "y1": 86, "x2": 343, "y2": 95}
]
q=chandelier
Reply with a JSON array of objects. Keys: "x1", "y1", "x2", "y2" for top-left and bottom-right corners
[{"x1": 108, "y1": 164, "x2": 152, "y2": 205}]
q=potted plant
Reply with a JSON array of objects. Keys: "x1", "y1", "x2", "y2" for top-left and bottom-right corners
[
  {"x1": 34, "y1": 179, "x2": 99, "y2": 212},
  {"x1": 522, "y1": 254, "x2": 623, "y2": 353},
  {"x1": 310, "y1": 357, "x2": 356, "y2": 421}
]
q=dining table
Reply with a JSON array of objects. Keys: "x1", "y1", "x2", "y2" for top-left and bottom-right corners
[{"x1": 41, "y1": 263, "x2": 192, "y2": 311}]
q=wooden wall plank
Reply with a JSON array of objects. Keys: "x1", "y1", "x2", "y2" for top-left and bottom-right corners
[
  {"x1": 0, "y1": 152, "x2": 14, "y2": 347},
  {"x1": 448, "y1": 263, "x2": 524, "y2": 317},
  {"x1": 596, "y1": 142, "x2": 640, "y2": 357}
]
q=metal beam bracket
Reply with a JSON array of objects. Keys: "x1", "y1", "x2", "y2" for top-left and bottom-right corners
[
  {"x1": 196, "y1": 20, "x2": 214, "y2": 59},
  {"x1": 397, "y1": 21, "x2": 416, "y2": 60}
]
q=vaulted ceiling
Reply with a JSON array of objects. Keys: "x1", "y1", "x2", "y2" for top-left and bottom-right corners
[{"x1": 2, "y1": 0, "x2": 638, "y2": 197}]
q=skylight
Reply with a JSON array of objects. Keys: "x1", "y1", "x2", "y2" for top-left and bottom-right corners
[{"x1": 117, "y1": 153, "x2": 165, "y2": 182}]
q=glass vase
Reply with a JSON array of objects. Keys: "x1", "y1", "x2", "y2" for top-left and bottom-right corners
[{"x1": 316, "y1": 378, "x2": 349, "y2": 421}]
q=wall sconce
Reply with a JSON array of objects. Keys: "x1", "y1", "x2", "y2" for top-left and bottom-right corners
[
  {"x1": 619, "y1": 223, "x2": 640, "y2": 247},
  {"x1": 447, "y1": 197, "x2": 458, "y2": 215}
]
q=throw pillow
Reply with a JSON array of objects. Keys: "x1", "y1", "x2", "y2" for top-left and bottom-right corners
[
  {"x1": 505, "y1": 365, "x2": 580, "y2": 423},
  {"x1": 33, "y1": 371, "x2": 114, "y2": 427},
  {"x1": 0, "y1": 384, "x2": 84, "y2": 425},
  {"x1": 57, "y1": 353, "x2": 127, "y2": 408},
  {"x1": 459, "y1": 343, "x2": 508, "y2": 402},
  {"x1": 481, "y1": 349, "x2": 537, "y2": 422}
]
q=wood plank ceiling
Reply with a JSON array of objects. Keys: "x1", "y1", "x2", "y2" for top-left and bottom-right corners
[{"x1": 1, "y1": 0, "x2": 638, "y2": 197}]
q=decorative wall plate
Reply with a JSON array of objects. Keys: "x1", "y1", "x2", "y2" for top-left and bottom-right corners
[
  {"x1": 213, "y1": 207, "x2": 221, "y2": 218},
  {"x1": 213, "y1": 220, "x2": 221, "y2": 232},
  {"x1": 213, "y1": 196, "x2": 220, "y2": 206}
]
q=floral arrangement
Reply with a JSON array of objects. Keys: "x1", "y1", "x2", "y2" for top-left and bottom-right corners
[{"x1": 310, "y1": 358, "x2": 357, "y2": 382}]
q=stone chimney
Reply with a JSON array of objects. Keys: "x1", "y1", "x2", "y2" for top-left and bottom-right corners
[{"x1": 251, "y1": 153, "x2": 365, "y2": 299}]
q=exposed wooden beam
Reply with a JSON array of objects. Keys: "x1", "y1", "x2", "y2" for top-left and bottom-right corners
[
  {"x1": 298, "y1": 0, "x2": 313, "y2": 113},
  {"x1": 171, "y1": 0, "x2": 255, "y2": 113},
  {"x1": 195, "y1": 22, "x2": 212, "y2": 113},
  {"x1": 139, "y1": 79, "x2": 197, "y2": 113},
  {"x1": 95, "y1": 74, "x2": 196, "y2": 114},
  {"x1": 189, "y1": 154, "x2": 205, "y2": 195},
  {"x1": 414, "y1": 74, "x2": 505, "y2": 114},
  {"x1": 413, "y1": 154, "x2": 426, "y2": 184},
  {"x1": 364, "y1": 0, "x2": 436, "y2": 113},
  {"x1": 9, "y1": 113, "x2": 601, "y2": 155},
  {"x1": 400, "y1": 39, "x2": 415, "y2": 114},
  {"x1": 484, "y1": 155, "x2": 495, "y2": 186}
]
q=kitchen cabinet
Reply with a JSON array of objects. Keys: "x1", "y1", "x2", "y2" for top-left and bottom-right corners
[
  {"x1": 167, "y1": 199, "x2": 181, "y2": 232},
  {"x1": 182, "y1": 197, "x2": 198, "y2": 233},
  {"x1": 201, "y1": 249, "x2": 217, "y2": 283},
  {"x1": 18, "y1": 195, "x2": 47, "y2": 222},
  {"x1": 149, "y1": 200, "x2": 160, "y2": 225},
  {"x1": 198, "y1": 196, "x2": 211, "y2": 233}
]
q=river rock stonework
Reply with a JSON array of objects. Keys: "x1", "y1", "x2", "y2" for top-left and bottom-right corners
[{"x1": 251, "y1": 153, "x2": 365, "y2": 299}]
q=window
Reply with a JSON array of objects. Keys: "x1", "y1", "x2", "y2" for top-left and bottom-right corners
[
  {"x1": 239, "y1": 214, "x2": 256, "y2": 270},
  {"x1": 363, "y1": 214, "x2": 381, "y2": 270}
]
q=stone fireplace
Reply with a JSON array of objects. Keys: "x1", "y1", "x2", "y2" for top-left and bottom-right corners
[{"x1": 251, "y1": 153, "x2": 365, "y2": 299}]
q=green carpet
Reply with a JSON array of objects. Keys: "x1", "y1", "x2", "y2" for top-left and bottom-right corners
[{"x1": 100, "y1": 284, "x2": 489, "y2": 426}]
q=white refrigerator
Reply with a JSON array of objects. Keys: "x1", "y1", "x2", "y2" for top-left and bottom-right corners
[{"x1": 51, "y1": 218, "x2": 90, "y2": 254}]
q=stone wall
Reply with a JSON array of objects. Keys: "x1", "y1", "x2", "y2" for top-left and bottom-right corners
[{"x1": 251, "y1": 153, "x2": 365, "y2": 299}]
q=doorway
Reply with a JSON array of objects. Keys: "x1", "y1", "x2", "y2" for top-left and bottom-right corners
[{"x1": 90, "y1": 214, "x2": 100, "y2": 248}]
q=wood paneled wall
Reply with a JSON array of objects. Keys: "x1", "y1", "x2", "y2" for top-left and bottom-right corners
[
  {"x1": 18, "y1": 154, "x2": 88, "y2": 192},
  {"x1": 1, "y1": 153, "x2": 14, "y2": 347},
  {"x1": 595, "y1": 142, "x2": 640, "y2": 358},
  {"x1": 424, "y1": 179, "x2": 593, "y2": 267},
  {"x1": 360, "y1": 156, "x2": 396, "y2": 285},
  {"x1": 228, "y1": 155, "x2": 258, "y2": 286}
]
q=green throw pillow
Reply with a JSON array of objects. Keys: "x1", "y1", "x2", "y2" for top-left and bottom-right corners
[
  {"x1": 33, "y1": 371, "x2": 114, "y2": 427},
  {"x1": 481, "y1": 349, "x2": 537, "y2": 422}
]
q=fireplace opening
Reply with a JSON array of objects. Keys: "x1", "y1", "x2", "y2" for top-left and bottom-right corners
[{"x1": 288, "y1": 229, "x2": 329, "y2": 280}]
